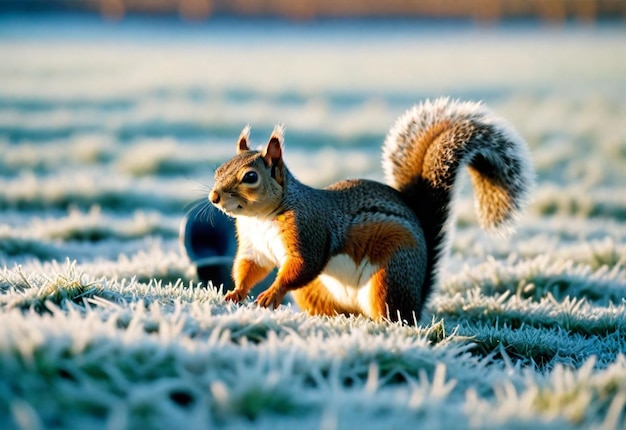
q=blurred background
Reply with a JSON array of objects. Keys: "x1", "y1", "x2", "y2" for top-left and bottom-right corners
[{"x1": 1, "y1": 0, "x2": 625, "y2": 22}]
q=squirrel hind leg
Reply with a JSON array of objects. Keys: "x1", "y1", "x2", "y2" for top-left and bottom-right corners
[{"x1": 367, "y1": 248, "x2": 426, "y2": 324}]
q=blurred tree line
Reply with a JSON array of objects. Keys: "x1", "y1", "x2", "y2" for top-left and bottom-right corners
[{"x1": 2, "y1": 0, "x2": 625, "y2": 23}]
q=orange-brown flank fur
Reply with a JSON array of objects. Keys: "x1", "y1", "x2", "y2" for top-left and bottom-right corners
[{"x1": 341, "y1": 221, "x2": 416, "y2": 265}]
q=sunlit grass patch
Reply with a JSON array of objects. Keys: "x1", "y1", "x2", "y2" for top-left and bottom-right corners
[
  {"x1": 442, "y1": 254, "x2": 626, "y2": 306},
  {"x1": 0, "y1": 263, "x2": 106, "y2": 311}
]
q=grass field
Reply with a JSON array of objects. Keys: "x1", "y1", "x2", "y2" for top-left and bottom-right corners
[{"x1": 1, "y1": 16, "x2": 626, "y2": 429}]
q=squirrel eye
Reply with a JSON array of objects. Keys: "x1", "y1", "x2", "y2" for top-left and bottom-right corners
[{"x1": 242, "y1": 171, "x2": 258, "y2": 184}]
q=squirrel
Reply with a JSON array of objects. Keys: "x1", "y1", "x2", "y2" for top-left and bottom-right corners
[{"x1": 208, "y1": 97, "x2": 534, "y2": 323}]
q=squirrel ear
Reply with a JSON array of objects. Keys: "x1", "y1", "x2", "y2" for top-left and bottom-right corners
[
  {"x1": 237, "y1": 125, "x2": 251, "y2": 154},
  {"x1": 262, "y1": 124, "x2": 284, "y2": 166},
  {"x1": 262, "y1": 124, "x2": 285, "y2": 183}
]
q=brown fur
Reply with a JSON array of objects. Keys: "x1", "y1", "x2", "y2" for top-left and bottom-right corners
[
  {"x1": 402, "y1": 120, "x2": 452, "y2": 183},
  {"x1": 368, "y1": 268, "x2": 390, "y2": 320},
  {"x1": 227, "y1": 258, "x2": 272, "y2": 302},
  {"x1": 342, "y1": 221, "x2": 417, "y2": 266},
  {"x1": 291, "y1": 279, "x2": 356, "y2": 317},
  {"x1": 273, "y1": 211, "x2": 311, "y2": 290}
]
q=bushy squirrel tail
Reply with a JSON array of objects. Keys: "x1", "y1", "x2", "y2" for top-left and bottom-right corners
[{"x1": 382, "y1": 97, "x2": 534, "y2": 301}]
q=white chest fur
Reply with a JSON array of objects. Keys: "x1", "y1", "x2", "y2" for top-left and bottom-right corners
[{"x1": 236, "y1": 217, "x2": 287, "y2": 267}]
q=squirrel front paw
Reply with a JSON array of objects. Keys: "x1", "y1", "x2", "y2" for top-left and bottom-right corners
[
  {"x1": 256, "y1": 286, "x2": 286, "y2": 309},
  {"x1": 224, "y1": 289, "x2": 247, "y2": 303}
]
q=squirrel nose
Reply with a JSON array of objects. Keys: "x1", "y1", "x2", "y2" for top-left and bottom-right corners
[{"x1": 209, "y1": 190, "x2": 221, "y2": 204}]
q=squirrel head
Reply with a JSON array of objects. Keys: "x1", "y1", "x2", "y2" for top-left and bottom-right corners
[{"x1": 209, "y1": 125, "x2": 286, "y2": 219}]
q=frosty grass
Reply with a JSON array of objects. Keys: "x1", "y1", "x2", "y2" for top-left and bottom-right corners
[{"x1": 1, "y1": 20, "x2": 626, "y2": 429}]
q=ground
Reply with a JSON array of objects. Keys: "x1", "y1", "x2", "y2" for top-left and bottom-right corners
[{"x1": 1, "y1": 17, "x2": 626, "y2": 429}]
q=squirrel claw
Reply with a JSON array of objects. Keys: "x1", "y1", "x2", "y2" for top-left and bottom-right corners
[
  {"x1": 224, "y1": 289, "x2": 246, "y2": 303},
  {"x1": 256, "y1": 287, "x2": 285, "y2": 309}
]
